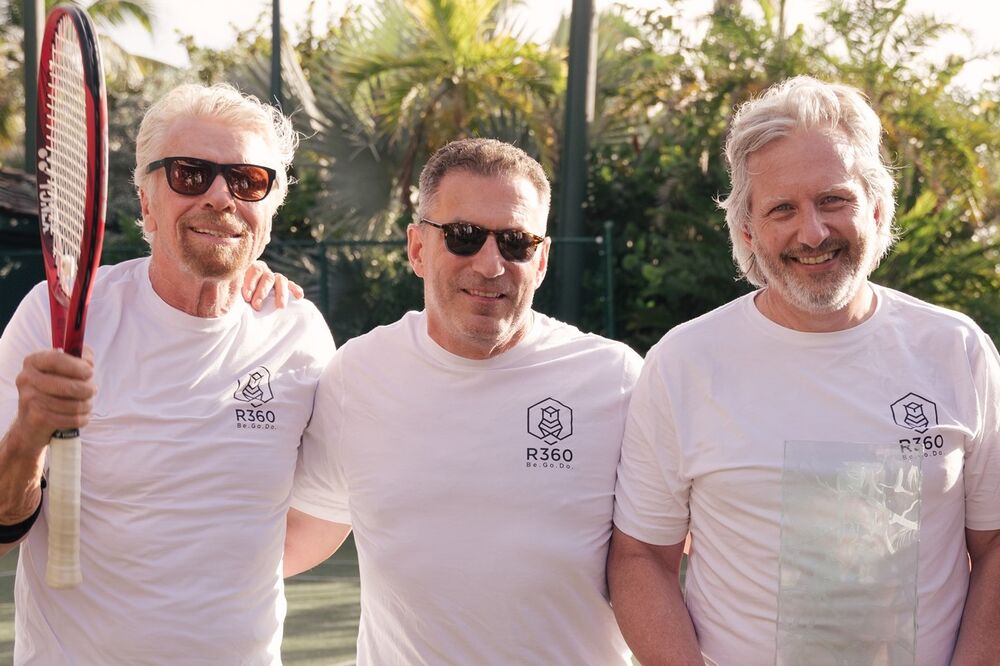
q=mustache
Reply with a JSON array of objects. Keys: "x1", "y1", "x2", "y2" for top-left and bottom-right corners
[
  {"x1": 780, "y1": 238, "x2": 849, "y2": 260},
  {"x1": 180, "y1": 210, "x2": 248, "y2": 232}
]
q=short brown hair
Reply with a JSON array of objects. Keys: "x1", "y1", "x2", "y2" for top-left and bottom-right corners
[{"x1": 417, "y1": 139, "x2": 551, "y2": 218}]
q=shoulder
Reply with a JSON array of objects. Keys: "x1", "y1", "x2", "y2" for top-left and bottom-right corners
[
  {"x1": 253, "y1": 294, "x2": 328, "y2": 331},
  {"x1": 875, "y1": 284, "x2": 993, "y2": 349},
  {"x1": 92, "y1": 257, "x2": 148, "y2": 289},
  {"x1": 317, "y1": 312, "x2": 418, "y2": 387},
  {"x1": 80, "y1": 258, "x2": 153, "y2": 311},
  {"x1": 337, "y1": 311, "x2": 417, "y2": 357},
  {"x1": 8, "y1": 259, "x2": 148, "y2": 335},
  {"x1": 530, "y1": 312, "x2": 643, "y2": 373},
  {"x1": 644, "y1": 293, "x2": 750, "y2": 363},
  {"x1": 248, "y1": 297, "x2": 336, "y2": 367},
  {"x1": 876, "y1": 284, "x2": 980, "y2": 328}
]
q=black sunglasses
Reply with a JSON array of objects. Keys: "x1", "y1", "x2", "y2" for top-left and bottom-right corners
[
  {"x1": 147, "y1": 157, "x2": 277, "y2": 202},
  {"x1": 419, "y1": 219, "x2": 545, "y2": 263}
]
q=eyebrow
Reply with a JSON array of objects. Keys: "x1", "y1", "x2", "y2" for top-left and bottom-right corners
[{"x1": 757, "y1": 182, "x2": 861, "y2": 205}]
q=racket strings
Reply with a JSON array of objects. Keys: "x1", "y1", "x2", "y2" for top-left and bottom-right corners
[{"x1": 45, "y1": 18, "x2": 89, "y2": 296}]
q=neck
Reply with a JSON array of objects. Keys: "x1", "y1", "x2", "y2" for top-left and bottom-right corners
[
  {"x1": 755, "y1": 283, "x2": 876, "y2": 333},
  {"x1": 427, "y1": 311, "x2": 534, "y2": 360},
  {"x1": 148, "y1": 262, "x2": 241, "y2": 318}
]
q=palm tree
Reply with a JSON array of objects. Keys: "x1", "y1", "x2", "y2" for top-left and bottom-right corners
[
  {"x1": 304, "y1": 0, "x2": 563, "y2": 236},
  {"x1": 0, "y1": 0, "x2": 157, "y2": 160}
]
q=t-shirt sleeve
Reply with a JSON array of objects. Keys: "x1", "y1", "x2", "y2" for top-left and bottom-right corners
[
  {"x1": 964, "y1": 329, "x2": 1000, "y2": 531},
  {"x1": 302, "y1": 305, "x2": 336, "y2": 383},
  {"x1": 291, "y1": 347, "x2": 351, "y2": 525},
  {"x1": 613, "y1": 344, "x2": 691, "y2": 546},
  {"x1": 0, "y1": 283, "x2": 50, "y2": 433}
]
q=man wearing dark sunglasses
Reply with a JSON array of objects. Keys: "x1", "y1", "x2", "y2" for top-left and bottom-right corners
[
  {"x1": 285, "y1": 138, "x2": 642, "y2": 663},
  {"x1": 0, "y1": 83, "x2": 333, "y2": 664}
]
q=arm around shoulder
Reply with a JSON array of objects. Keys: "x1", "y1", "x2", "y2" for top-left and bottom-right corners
[{"x1": 608, "y1": 527, "x2": 702, "y2": 666}]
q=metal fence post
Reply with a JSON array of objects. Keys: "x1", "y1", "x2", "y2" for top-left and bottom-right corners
[
  {"x1": 23, "y1": 0, "x2": 44, "y2": 173},
  {"x1": 603, "y1": 221, "x2": 615, "y2": 339},
  {"x1": 317, "y1": 241, "x2": 329, "y2": 321}
]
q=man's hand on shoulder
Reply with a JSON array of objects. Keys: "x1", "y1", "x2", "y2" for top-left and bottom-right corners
[{"x1": 242, "y1": 260, "x2": 305, "y2": 311}]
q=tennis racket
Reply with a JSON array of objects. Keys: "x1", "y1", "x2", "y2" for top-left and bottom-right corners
[{"x1": 35, "y1": 4, "x2": 108, "y2": 589}]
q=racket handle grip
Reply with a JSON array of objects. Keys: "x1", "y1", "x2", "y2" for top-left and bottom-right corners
[{"x1": 46, "y1": 430, "x2": 82, "y2": 589}]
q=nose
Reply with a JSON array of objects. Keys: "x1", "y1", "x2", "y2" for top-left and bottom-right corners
[
  {"x1": 201, "y1": 172, "x2": 237, "y2": 212},
  {"x1": 469, "y1": 235, "x2": 505, "y2": 279},
  {"x1": 796, "y1": 205, "x2": 830, "y2": 248}
]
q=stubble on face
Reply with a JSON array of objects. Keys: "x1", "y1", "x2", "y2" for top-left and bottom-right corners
[
  {"x1": 178, "y1": 209, "x2": 254, "y2": 278},
  {"x1": 744, "y1": 129, "x2": 882, "y2": 318},
  {"x1": 414, "y1": 171, "x2": 548, "y2": 359},
  {"x1": 752, "y1": 232, "x2": 875, "y2": 314}
]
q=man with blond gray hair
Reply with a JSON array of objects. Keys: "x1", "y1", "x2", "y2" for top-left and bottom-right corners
[
  {"x1": 284, "y1": 138, "x2": 643, "y2": 663},
  {"x1": 609, "y1": 76, "x2": 1000, "y2": 665},
  {"x1": 0, "y1": 83, "x2": 333, "y2": 663}
]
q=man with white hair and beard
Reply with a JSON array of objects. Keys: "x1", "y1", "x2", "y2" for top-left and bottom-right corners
[
  {"x1": 609, "y1": 76, "x2": 1000, "y2": 665},
  {"x1": 0, "y1": 83, "x2": 333, "y2": 663}
]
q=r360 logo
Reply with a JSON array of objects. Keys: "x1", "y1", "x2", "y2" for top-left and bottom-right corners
[
  {"x1": 526, "y1": 447, "x2": 573, "y2": 469},
  {"x1": 235, "y1": 409, "x2": 276, "y2": 430},
  {"x1": 899, "y1": 434, "x2": 944, "y2": 458}
]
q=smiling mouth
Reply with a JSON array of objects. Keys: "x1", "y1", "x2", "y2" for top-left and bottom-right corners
[
  {"x1": 464, "y1": 288, "x2": 504, "y2": 300},
  {"x1": 793, "y1": 250, "x2": 838, "y2": 265},
  {"x1": 191, "y1": 226, "x2": 242, "y2": 240}
]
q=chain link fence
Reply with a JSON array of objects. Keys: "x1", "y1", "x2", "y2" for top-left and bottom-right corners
[{"x1": 1, "y1": 227, "x2": 617, "y2": 344}]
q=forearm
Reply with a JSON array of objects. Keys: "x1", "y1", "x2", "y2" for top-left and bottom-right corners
[
  {"x1": 608, "y1": 529, "x2": 702, "y2": 665},
  {"x1": 0, "y1": 347, "x2": 95, "y2": 549},
  {"x1": 0, "y1": 425, "x2": 46, "y2": 524},
  {"x1": 951, "y1": 530, "x2": 1000, "y2": 665},
  {"x1": 0, "y1": 426, "x2": 47, "y2": 555},
  {"x1": 283, "y1": 508, "x2": 351, "y2": 577}
]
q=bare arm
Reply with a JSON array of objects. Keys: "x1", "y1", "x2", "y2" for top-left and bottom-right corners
[
  {"x1": 284, "y1": 507, "x2": 352, "y2": 577},
  {"x1": 951, "y1": 528, "x2": 1000, "y2": 665},
  {"x1": 0, "y1": 349, "x2": 95, "y2": 556},
  {"x1": 608, "y1": 527, "x2": 702, "y2": 665}
]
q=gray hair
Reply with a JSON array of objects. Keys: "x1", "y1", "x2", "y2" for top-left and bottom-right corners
[
  {"x1": 718, "y1": 76, "x2": 897, "y2": 286},
  {"x1": 134, "y1": 83, "x2": 297, "y2": 240},
  {"x1": 417, "y1": 138, "x2": 551, "y2": 219}
]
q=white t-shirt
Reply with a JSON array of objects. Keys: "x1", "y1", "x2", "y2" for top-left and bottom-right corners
[
  {"x1": 0, "y1": 258, "x2": 335, "y2": 665},
  {"x1": 293, "y1": 310, "x2": 642, "y2": 665},
  {"x1": 614, "y1": 284, "x2": 1000, "y2": 666}
]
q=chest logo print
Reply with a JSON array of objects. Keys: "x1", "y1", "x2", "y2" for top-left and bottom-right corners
[
  {"x1": 890, "y1": 392, "x2": 937, "y2": 434},
  {"x1": 234, "y1": 366, "x2": 274, "y2": 407},
  {"x1": 527, "y1": 398, "x2": 573, "y2": 444}
]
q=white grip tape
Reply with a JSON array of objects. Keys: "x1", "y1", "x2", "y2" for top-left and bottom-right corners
[{"x1": 46, "y1": 432, "x2": 82, "y2": 588}]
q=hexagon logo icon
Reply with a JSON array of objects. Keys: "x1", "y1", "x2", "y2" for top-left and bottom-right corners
[
  {"x1": 234, "y1": 366, "x2": 274, "y2": 407},
  {"x1": 890, "y1": 392, "x2": 937, "y2": 434},
  {"x1": 527, "y1": 398, "x2": 573, "y2": 445}
]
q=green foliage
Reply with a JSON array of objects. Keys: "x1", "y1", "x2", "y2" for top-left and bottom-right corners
[
  {"x1": 261, "y1": 241, "x2": 423, "y2": 343},
  {"x1": 585, "y1": 141, "x2": 751, "y2": 351},
  {"x1": 0, "y1": 0, "x2": 157, "y2": 163},
  {"x1": 4, "y1": 0, "x2": 996, "y2": 348},
  {"x1": 297, "y1": 0, "x2": 564, "y2": 238},
  {"x1": 575, "y1": 0, "x2": 999, "y2": 350}
]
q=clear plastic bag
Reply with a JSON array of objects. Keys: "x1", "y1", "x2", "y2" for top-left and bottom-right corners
[{"x1": 776, "y1": 440, "x2": 922, "y2": 666}]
